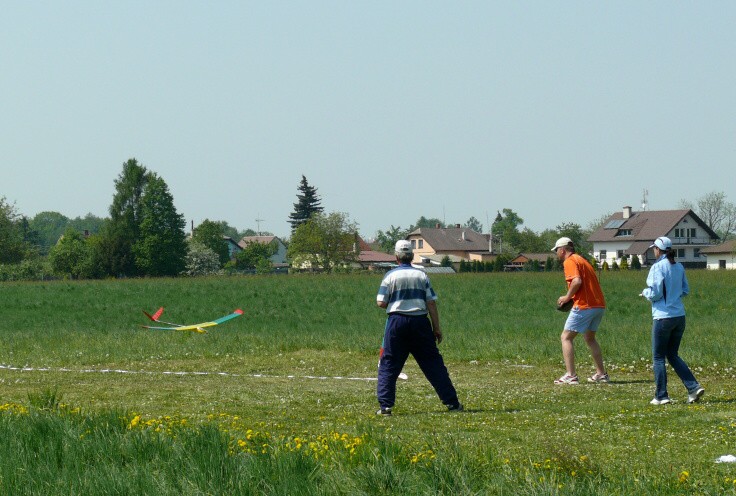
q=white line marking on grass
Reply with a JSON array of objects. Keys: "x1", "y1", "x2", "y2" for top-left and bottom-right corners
[{"x1": 0, "y1": 364, "x2": 380, "y2": 382}]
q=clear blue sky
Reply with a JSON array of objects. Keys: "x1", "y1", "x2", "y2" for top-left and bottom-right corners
[{"x1": 2, "y1": 2, "x2": 734, "y2": 239}]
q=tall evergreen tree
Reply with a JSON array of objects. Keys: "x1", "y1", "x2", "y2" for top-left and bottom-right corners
[
  {"x1": 134, "y1": 174, "x2": 188, "y2": 276},
  {"x1": 100, "y1": 158, "x2": 150, "y2": 276},
  {"x1": 288, "y1": 175, "x2": 323, "y2": 232}
]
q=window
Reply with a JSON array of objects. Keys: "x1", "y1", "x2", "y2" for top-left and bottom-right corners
[
  {"x1": 617, "y1": 250, "x2": 624, "y2": 259},
  {"x1": 676, "y1": 249, "x2": 685, "y2": 258},
  {"x1": 616, "y1": 229, "x2": 632, "y2": 236},
  {"x1": 599, "y1": 250, "x2": 607, "y2": 261},
  {"x1": 720, "y1": 260, "x2": 727, "y2": 269},
  {"x1": 418, "y1": 239, "x2": 424, "y2": 249},
  {"x1": 688, "y1": 228, "x2": 696, "y2": 238},
  {"x1": 410, "y1": 240, "x2": 416, "y2": 249},
  {"x1": 694, "y1": 248, "x2": 701, "y2": 258}
]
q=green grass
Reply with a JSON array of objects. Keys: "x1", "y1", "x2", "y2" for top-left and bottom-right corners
[{"x1": 1, "y1": 271, "x2": 736, "y2": 494}]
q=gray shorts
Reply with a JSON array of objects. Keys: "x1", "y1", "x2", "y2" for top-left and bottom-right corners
[{"x1": 564, "y1": 307, "x2": 605, "y2": 333}]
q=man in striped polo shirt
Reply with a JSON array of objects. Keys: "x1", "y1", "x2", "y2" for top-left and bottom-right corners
[{"x1": 375, "y1": 240, "x2": 462, "y2": 415}]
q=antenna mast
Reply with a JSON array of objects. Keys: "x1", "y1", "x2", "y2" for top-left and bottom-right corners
[{"x1": 641, "y1": 189, "x2": 649, "y2": 211}]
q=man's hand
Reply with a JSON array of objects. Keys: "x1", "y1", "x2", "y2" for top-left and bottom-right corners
[{"x1": 434, "y1": 328, "x2": 443, "y2": 344}]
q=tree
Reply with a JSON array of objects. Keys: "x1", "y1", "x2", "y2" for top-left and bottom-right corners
[
  {"x1": 28, "y1": 211, "x2": 69, "y2": 255},
  {"x1": 491, "y1": 209, "x2": 524, "y2": 254},
  {"x1": 288, "y1": 175, "x2": 323, "y2": 232},
  {"x1": 631, "y1": 254, "x2": 642, "y2": 270},
  {"x1": 0, "y1": 197, "x2": 32, "y2": 264},
  {"x1": 545, "y1": 256, "x2": 555, "y2": 271},
  {"x1": 236, "y1": 241, "x2": 275, "y2": 271},
  {"x1": 680, "y1": 191, "x2": 736, "y2": 241},
  {"x1": 133, "y1": 174, "x2": 188, "y2": 277},
  {"x1": 464, "y1": 216, "x2": 483, "y2": 233},
  {"x1": 440, "y1": 255, "x2": 452, "y2": 267},
  {"x1": 287, "y1": 212, "x2": 358, "y2": 271},
  {"x1": 556, "y1": 222, "x2": 591, "y2": 255},
  {"x1": 411, "y1": 216, "x2": 444, "y2": 230},
  {"x1": 192, "y1": 219, "x2": 230, "y2": 266},
  {"x1": 515, "y1": 227, "x2": 546, "y2": 253},
  {"x1": 184, "y1": 241, "x2": 222, "y2": 276},
  {"x1": 48, "y1": 227, "x2": 91, "y2": 279},
  {"x1": 102, "y1": 158, "x2": 150, "y2": 276},
  {"x1": 375, "y1": 225, "x2": 409, "y2": 253},
  {"x1": 68, "y1": 213, "x2": 106, "y2": 237}
]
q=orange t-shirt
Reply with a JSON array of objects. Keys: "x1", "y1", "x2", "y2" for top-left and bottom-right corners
[{"x1": 563, "y1": 253, "x2": 605, "y2": 309}]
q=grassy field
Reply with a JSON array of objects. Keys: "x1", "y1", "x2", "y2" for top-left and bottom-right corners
[{"x1": 1, "y1": 271, "x2": 735, "y2": 494}]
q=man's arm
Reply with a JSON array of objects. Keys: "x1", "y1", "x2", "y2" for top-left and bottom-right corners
[
  {"x1": 427, "y1": 300, "x2": 442, "y2": 344},
  {"x1": 558, "y1": 277, "x2": 581, "y2": 307}
]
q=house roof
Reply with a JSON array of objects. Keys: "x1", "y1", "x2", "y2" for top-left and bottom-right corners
[
  {"x1": 510, "y1": 253, "x2": 551, "y2": 263},
  {"x1": 239, "y1": 236, "x2": 281, "y2": 248},
  {"x1": 358, "y1": 250, "x2": 396, "y2": 263},
  {"x1": 623, "y1": 241, "x2": 654, "y2": 256},
  {"x1": 587, "y1": 209, "x2": 719, "y2": 243},
  {"x1": 355, "y1": 235, "x2": 396, "y2": 263},
  {"x1": 408, "y1": 227, "x2": 489, "y2": 252},
  {"x1": 700, "y1": 239, "x2": 736, "y2": 254}
]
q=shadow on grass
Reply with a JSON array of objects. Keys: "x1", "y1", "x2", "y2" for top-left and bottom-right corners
[{"x1": 607, "y1": 379, "x2": 650, "y2": 384}]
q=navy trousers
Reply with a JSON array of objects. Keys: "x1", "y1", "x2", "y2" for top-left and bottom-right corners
[{"x1": 377, "y1": 313, "x2": 458, "y2": 409}]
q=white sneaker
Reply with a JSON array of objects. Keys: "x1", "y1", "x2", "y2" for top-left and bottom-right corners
[
  {"x1": 554, "y1": 373, "x2": 579, "y2": 385},
  {"x1": 688, "y1": 387, "x2": 705, "y2": 404},
  {"x1": 650, "y1": 398, "x2": 671, "y2": 405}
]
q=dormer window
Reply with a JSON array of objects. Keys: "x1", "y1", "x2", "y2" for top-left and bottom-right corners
[{"x1": 616, "y1": 229, "x2": 633, "y2": 237}]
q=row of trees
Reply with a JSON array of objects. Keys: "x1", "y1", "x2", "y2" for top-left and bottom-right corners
[
  {"x1": 1, "y1": 159, "x2": 280, "y2": 280},
  {"x1": 2, "y1": 162, "x2": 734, "y2": 279}
]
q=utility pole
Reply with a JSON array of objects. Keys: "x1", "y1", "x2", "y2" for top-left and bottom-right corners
[{"x1": 255, "y1": 217, "x2": 264, "y2": 236}]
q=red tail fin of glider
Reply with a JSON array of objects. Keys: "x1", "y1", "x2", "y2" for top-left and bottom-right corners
[{"x1": 143, "y1": 307, "x2": 165, "y2": 322}]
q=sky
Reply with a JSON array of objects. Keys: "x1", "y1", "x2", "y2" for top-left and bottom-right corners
[{"x1": 2, "y1": 2, "x2": 735, "y2": 240}]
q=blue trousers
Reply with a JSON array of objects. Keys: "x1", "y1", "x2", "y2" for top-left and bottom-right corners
[
  {"x1": 652, "y1": 316, "x2": 700, "y2": 400},
  {"x1": 377, "y1": 313, "x2": 458, "y2": 409}
]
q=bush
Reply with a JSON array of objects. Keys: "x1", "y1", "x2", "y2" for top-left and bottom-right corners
[
  {"x1": 630, "y1": 255, "x2": 642, "y2": 270},
  {"x1": 0, "y1": 259, "x2": 53, "y2": 281}
]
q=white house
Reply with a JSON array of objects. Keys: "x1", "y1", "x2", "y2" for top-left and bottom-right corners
[
  {"x1": 701, "y1": 240, "x2": 736, "y2": 269},
  {"x1": 588, "y1": 206, "x2": 719, "y2": 268}
]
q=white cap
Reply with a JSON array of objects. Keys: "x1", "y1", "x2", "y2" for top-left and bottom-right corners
[
  {"x1": 551, "y1": 237, "x2": 573, "y2": 252},
  {"x1": 395, "y1": 240, "x2": 413, "y2": 254},
  {"x1": 649, "y1": 236, "x2": 672, "y2": 250}
]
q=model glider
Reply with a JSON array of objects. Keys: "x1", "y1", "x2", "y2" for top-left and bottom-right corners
[{"x1": 142, "y1": 307, "x2": 243, "y2": 334}]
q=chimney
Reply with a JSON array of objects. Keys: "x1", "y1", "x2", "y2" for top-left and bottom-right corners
[
  {"x1": 435, "y1": 223, "x2": 441, "y2": 228},
  {"x1": 455, "y1": 223, "x2": 461, "y2": 228},
  {"x1": 623, "y1": 206, "x2": 632, "y2": 219}
]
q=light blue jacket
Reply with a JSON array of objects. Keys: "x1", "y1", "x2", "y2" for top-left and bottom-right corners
[{"x1": 641, "y1": 255, "x2": 689, "y2": 319}]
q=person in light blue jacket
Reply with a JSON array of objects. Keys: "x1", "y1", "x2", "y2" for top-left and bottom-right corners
[{"x1": 641, "y1": 237, "x2": 704, "y2": 405}]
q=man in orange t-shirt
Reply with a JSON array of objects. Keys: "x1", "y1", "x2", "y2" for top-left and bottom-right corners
[{"x1": 552, "y1": 237, "x2": 608, "y2": 385}]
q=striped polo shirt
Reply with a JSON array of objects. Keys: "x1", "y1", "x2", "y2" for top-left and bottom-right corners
[{"x1": 377, "y1": 264, "x2": 437, "y2": 316}]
